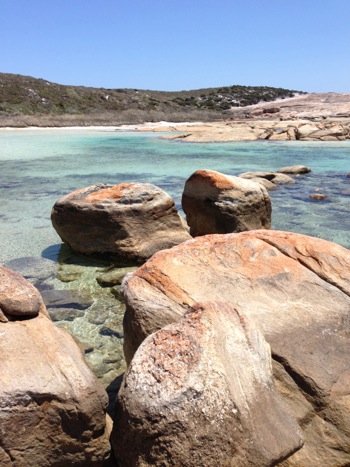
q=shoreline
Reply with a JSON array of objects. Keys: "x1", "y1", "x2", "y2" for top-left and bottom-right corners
[
  {"x1": 134, "y1": 117, "x2": 350, "y2": 142},
  {"x1": 1, "y1": 117, "x2": 350, "y2": 142},
  {"x1": 0, "y1": 121, "x2": 204, "y2": 132}
]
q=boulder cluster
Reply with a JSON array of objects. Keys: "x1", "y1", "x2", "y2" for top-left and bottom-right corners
[
  {"x1": 156, "y1": 118, "x2": 350, "y2": 142},
  {"x1": 0, "y1": 266, "x2": 112, "y2": 466},
  {"x1": 119, "y1": 230, "x2": 350, "y2": 466},
  {"x1": 51, "y1": 165, "x2": 310, "y2": 259},
  {"x1": 256, "y1": 120, "x2": 350, "y2": 142},
  {"x1": 3, "y1": 163, "x2": 350, "y2": 466}
]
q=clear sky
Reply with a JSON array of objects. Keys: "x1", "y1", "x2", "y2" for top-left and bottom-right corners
[{"x1": 2, "y1": 0, "x2": 350, "y2": 93}]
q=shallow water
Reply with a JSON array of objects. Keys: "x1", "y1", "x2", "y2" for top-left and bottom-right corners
[
  {"x1": 1, "y1": 129, "x2": 350, "y2": 263},
  {"x1": 1, "y1": 128, "x2": 350, "y2": 392}
]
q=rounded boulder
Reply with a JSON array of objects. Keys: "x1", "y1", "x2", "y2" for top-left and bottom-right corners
[
  {"x1": 182, "y1": 169, "x2": 271, "y2": 237},
  {"x1": 51, "y1": 183, "x2": 191, "y2": 262},
  {"x1": 0, "y1": 267, "x2": 111, "y2": 466}
]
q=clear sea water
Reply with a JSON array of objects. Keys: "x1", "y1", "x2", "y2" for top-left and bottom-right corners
[
  {"x1": 1, "y1": 128, "x2": 349, "y2": 392},
  {"x1": 1, "y1": 127, "x2": 350, "y2": 264}
]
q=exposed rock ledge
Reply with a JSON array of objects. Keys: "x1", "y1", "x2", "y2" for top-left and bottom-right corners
[
  {"x1": 148, "y1": 117, "x2": 350, "y2": 142},
  {"x1": 135, "y1": 93, "x2": 350, "y2": 142}
]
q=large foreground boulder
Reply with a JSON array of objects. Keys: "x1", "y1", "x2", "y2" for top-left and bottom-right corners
[
  {"x1": 0, "y1": 266, "x2": 111, "y2": 466},
  {"x1": 182, "y1": 169, "x2": 271, "y2": 236},
  {"x1": 122, "y1": 230, "x2": 350, "y2": 465},
  {"x1": 112, "y1": 302, "x2": 302, "y2": 466},
  {"x1": 51, "y1": 183, "x2": 191, "y2": 262}
]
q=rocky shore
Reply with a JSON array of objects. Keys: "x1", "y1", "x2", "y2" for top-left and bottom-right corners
[
  {"x1": 120, "y1": 229, "x2": 350, "y2": 466},
  {"x1": 143, "y1": 116, "x2": 350, "y2": 142},
  {"x1": 2, "y1": 165, "x2": 350, "y2": 465},
  {"x1": 133, "y1": 93, "x2": 350, "y2": 142}
]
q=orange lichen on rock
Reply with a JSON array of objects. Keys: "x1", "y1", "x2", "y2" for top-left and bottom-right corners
[
  {"x1": 182, "y1": 170, "x2": 271, "y2": 236},
  {"x1": 187, "y1": 170, "x2": 237, "y2": 190},
  {"x1": 150, "y1": 328, "x2": 199, "y2": 385},
  {"x1": 51, "y1": 182, "x2": 191, "y2": 261},
  {"x1": 84, "y1": 183, "x2": 134, "y2": 203}
]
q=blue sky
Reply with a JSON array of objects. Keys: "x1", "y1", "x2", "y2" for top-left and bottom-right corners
[{"x1": 2, "y1": 0, "x2": 350, "y2": 92}]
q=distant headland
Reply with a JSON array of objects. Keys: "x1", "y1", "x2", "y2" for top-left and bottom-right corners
[
  {"x1": 1, "y1": 73, "x2": 350, "y2": 143},
  {"x1": 0, "y1": 72, "x2": 306, "y2": 127}
]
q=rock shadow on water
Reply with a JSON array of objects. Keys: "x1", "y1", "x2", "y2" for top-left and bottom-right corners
[
  {"x1": 41, "y1": 243, "x2": 62, "y2": 261},
  {"x1": 106, "y1": 373, "x2": 125, "y2": 418},
  {"x1": 4, "y1": 255, "x2": 58, "y2": 291}
]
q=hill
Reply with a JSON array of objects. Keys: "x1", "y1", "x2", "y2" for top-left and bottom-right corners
[{"x1": 0, "y1": 73, "x2": 306, "y2": 126}]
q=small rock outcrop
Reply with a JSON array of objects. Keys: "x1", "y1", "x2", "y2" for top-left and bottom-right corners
[
  {"x1": 51, "y1": 183, "x2": 191, "y2": 263},
  {"x1": 239, "y1": 171, "x2": 295, "y2": 186},
  {"x1": 112, "y1": 302, "x2": 302, "y2": 466},
  {"x1": 122, "y1": 230, "x2": 350, "y2": 465},
  {"x1": 309, "y1": 193, "x2": 328, "y2": 201},
  {"x1": 277, "y1": 165, "x2": 311, "y2": 175},
  {"x1": 182, "y1": 169, "x2": 271, "y2": 236},
  {"x1": 0, "y1": 266, "x2": 111, "y2": 466},
  {"x1": 296, "y1": 122, "x2": 349, "y2": 141}
]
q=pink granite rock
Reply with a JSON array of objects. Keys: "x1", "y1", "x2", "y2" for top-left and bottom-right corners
[
  {"x1": 182, "y1": 169, "x2": 271, "y2": 237},
  {"x1": 122, "y1": 230, "x2": 350, "y2": 465},
  {"x1": 51, "y1": 182, "x2": 191, "y2": 263},
  {"x1": 0, "y1": 267, "x2": 111, "y2": 466},
  {"x1": 112, "y1": 302, "x2": 302, "y2": 466}
]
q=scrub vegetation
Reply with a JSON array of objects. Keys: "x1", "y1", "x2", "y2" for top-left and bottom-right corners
[{"x1": 0, "y1": 72, "x2": 306, "y2": 126}]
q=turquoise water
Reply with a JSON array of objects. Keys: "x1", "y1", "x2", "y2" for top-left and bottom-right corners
[
  {"x1": 1, "y1": 127, "x2": 349, "y2": 391},
  {"x1": 1, "y1": 128, "x2": 350, "y2": 264}
]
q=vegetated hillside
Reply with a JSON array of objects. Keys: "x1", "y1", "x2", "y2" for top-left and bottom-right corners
[{"x1": 0, "y1": 73, "x2": 306, "y2": 118}]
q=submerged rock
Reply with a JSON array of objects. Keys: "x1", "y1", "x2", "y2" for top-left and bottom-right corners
[
  {"x1": 112, "y1": 302, "x2": 302, "y2": 466},
  {"x1": 248, "y1": 177, "x2": 277, "y2": 190},
  {"x1": 182, "y1": 169, "x2": 271, "y2": 236},
  {"x1": 96, "y1": 266, "x2": 137, "y2": 287},
  {"x1": 0, "y1": 267, "x2": 111, "y2": 466},
  {"x1": 309, "y1": 193, "x2": 328, "y2": 200},
  {"x1": 122, "y1": 230, "x2": 350, "y2": 465},
  {"x1": 3, "y1": 256, "x2": 57, "y2": 291},
  {"x1": 51, "y1": 182, "x2": 191, "y2": 263},
  {"x1": 240, "y1": 171, "x2": 296, "y2": 185}
]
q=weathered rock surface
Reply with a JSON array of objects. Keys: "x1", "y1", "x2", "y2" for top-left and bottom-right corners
[
  {"x1": 140, "y1": 95, "x2": 350, "y2": 142},
  {"x1": 113, "y1": 301, "x2": 303, "y2": 466},
  {"x1": 96, "y1": 266, "x2": 137, "y2": 287},
  {"x1": 0, "y1": 266, "x2": 47, "y2": 322},
  {"x1": 122, "y1": 230, "x2": 350, "y2": 465},
  {"x1": 247, "y1": 177, "x2": 277, "y2": 190},
  {"x1": 51, "y1": 182, "x2": 191, "y2": 263},
  {"x1": 239, "y1": 171, "x2": 295, "y2": 185},
  {"x1": 158, "y1": 119, "x2": 350, "y2": 142},
  {"x1": 0, "y1": 267, "x2": 111, "y2": 466},
  {"x1": 241, "y1": 92, "x2": 350, "y2": 120},
  {"x1": 277, "y1": 165, "x2": 311, "y2": 175},
  {"x1": 182, "y1": 169, "x2": 271, "y2": 236}
]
